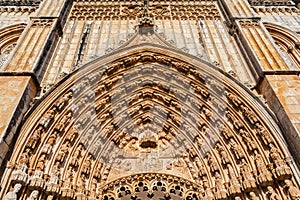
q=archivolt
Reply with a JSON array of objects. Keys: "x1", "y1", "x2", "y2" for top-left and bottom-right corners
[{"x1": 1, "y1": 44, "x2": 299, "y2": 199}]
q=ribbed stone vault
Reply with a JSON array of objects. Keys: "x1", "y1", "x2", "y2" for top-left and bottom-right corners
[{"x1": 1, "y1": 45, "x2": 300, "y2": 199}]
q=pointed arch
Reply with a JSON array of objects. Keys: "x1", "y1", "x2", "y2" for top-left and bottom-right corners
[
  {"x1": 0, "y1": 23, "x2": 27, "y2": 69},
  {"x1": 264, "y1": 22, "x2": 300, "y2": 69},
  {"x1": 1, "y1": 44, "x2": 300, "y2": 199}
]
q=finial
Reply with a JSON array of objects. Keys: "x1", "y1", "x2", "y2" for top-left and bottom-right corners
[{"x1": 138, "y1": 0, "x2": 154, "y2": 33}]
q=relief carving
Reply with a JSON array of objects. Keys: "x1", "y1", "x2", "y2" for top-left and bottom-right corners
[
  {"x1": 26, "y1": 126, "x2": 43, "y2": 150},
  {"x1": 269, "y1": 144, "x2": 292, "y2": 180},
  {"x1": 254, "y1": 151, "x2": 273, "y2": 185},
  {"x1": 284, "y1": 180, "x2": 300, "y2": 200},
  {"x1": 4, "y1": 183, "x2": 22, "y2": 200},
  {"x1": 239, "y1": 160, "x2": 256, "y2": 191}
]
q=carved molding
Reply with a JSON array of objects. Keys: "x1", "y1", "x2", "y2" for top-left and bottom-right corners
[
  {"x1": 0, "y1": 0, "x2": 42, "y2": 6},
  {"x1": 248, "y1": 0, "x2": 295, "y2": 6},
  {"x1": 1, "y1": 47, "x2": 299, "y2": 199},
  {"x1": 70, "y1": 1, "x2": 221, "y2": 21}
]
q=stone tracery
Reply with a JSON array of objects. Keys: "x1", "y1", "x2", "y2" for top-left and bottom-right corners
[{"x1": 0, "y1": 44, "x2": 299, "y2": 199}]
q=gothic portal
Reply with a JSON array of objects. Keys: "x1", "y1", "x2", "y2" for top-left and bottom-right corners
[{"x1": 0, "y1": 0, "x2": 300, "y2": 200}]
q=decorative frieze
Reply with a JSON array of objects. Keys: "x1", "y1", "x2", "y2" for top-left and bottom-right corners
[
  {"x1": 0, "y1": 0, "x2": 42, "y2": 6},
  {"x1": 70, "y1": 1, "x2": 221, "y2": 20},
  {"x1": 248, "y1": 0, "x2": 294, "y2": 6}
]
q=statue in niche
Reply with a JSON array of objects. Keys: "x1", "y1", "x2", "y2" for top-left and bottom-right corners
[
  {"x1": 216, "y1": 143, "x2": 230, "y2": 164},
  {"x1": 226, "y1": 112, "x2": 243, "y2": 130},
  {"x1": 249, "y1": 192, "x2": 258, "y2": 200},
  {"x1": 49, "y1": 162, "x2": 60, "y2": 184},
  {"x1": 77, "y1": 174, "x2": 86, "y2": 193},
  {"x1": 55, "y1": 91, "x2": 72, "y2": 111},
  {"x1": 27, "y1": 190, "x2": 39, "y2": 200},
  {"x1": 225, "y1": 91, "x2": 241, "y2": 106},
  {"x1": 39, "y1": 109, "x2": 56, "y2": 129},
  {"x1": 66, "y1": 127, "x2": 78, "y2": 143},
  {"x1": 36, "y1": 154, "x2": 47, "y2": 171},
  {"x1": 4, "y1": 183, "x2": 22, "y2": 200},
  {"x1": 195, "y1": 157, "x2": 207, "y2": 177},
  {"x1": 207, "y1": 155, "x2": 219, "y2": 173},
  {"x1": 229, "y1": 139, "x2": 245, "y2": 160},
  {"x1": 240, "y1": 160, "x2": 256, "y2": 190},
  {"x1": 19, "y1": 148, "x2": 32, "y2": 166},
  {"x1": 239, "y1": 129, "x2": 257, "y2": 152},
  {"x1": 266, "y1": 186, "x2": 280, "y2": 200},
  {"x1": 82, "y1": 154, "x2": 93, "y2": 175},
  {"x1": 55, "y1": 112, "x2": 72, "y2": 132},
  {"x1": 63, "y1": 166, "x2": 74, "y2": 188},
  {"x1": 56, "y1": 141, "x2": 70, "y2": 163},
  {"x1": 269, "y1": 144, "x2": 292, "y2": 179},
  {"x1": 70, "y1": 144, "x2": 83, "y2": 167},
  {"x1": 48, "y1": 131, "x2": 58, "y2": 146},
  {"x1": 42, "y1": 131, "x2": 59, "y2": 154},
  {"x1": 284, "y1": 180, "x2": 300, "y2": 200},
  {"x1": 214, "y1": 171, "x2": 227, "y2": 199},
  {"x1": 254, "y1": 151, "x2": 273, "y2": 184},
  {"x1": 26, "y1": 126, "x2": 43, "y2": 150},
  {"x1": 227, "y1": 164, "x2": 242, "y2": 195},
  {"x1": 217, "y1": 122, "x2": 233, "y2": 140},
  {"x1": 240, "y1": 105, "x2": 258, "y2": 124},
  {"x1": 255, "y1": 123, "x2": 274, "y2": 147}
]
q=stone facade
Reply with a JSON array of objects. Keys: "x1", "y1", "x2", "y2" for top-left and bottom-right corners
[{"x1": 0, "y1": 0, "x2": 300, "y2": 199}]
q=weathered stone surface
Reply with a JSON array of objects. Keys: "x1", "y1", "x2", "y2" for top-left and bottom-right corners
[
  {"x1": 0, "y1": 76, "x2": 37, "y2": 167},
  {"x1": 0, "y1": 0, "x2": 300, "y2": 199}
]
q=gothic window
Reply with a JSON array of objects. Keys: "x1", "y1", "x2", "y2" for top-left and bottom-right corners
[
  {"x1": 265, "y1": 23, "x2": 300, "y2": 69},
  {"x1": 0, "y1": 23, "x2": 26, "y2": 70},
  {"x1": 0, "y1": 43, "x2": 16, "y2": 69}
]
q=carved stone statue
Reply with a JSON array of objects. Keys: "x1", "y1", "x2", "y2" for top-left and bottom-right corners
[
  {"x1": 254, "y1": 152, "x2": 273, "y2": 185},
  {"x1": 225, "y1": 91, "x2": 241, "y2": 106},
  {"x1": 249, "y1": 192, "x2": 258, "y2": 200},
  {"x1": 255, "y1": 123, "x2": 274, "y2": 146},
  {"x1": 214, "y1": 171, "x2": 227, "y2": 199},
  {"x1": 55, "y1": 112, "x2": 72, "y2": 132},
  {"x1": 55, "y1": 91, "x2": 72, "y2": 111},
  {"x1": 217, "y1": 122, "x2": 233, "y2": 140},
  {"x1": 240, "y1": 105, "x2": 258, "y2": 124},
  {"x1": 207, "y1": 155, "x2": 219, "y2": 173},
  {"x1": 36, "y1": 154, "x2": 47, "y2": 171},
  {"x1": 240, "y1": 160, "x2": 256, "y2": 191},
  {"x1": 56, "y1": 141, "x2": 70, "y2": 163},
  {"x1": 269, "y1": 144, "x2": 292, "y2": 179},
  {"x1": 229, "y1": 139, "x2": 245, "y2": 160},
  {"x1": 216, "y1": 143, "x2": 230, "y2": 164},
  {"x1": 39, "y1": 109, "x2": 56, "y2": 129},
  {"x1": 227, "y1": 164, "x2": 241, "y2": 195},
  {"x1": 70, "y1": 144, "x2": 83, "y2": 167},
  {"x1": 27, "y1": 190, "x2": 39, "y2": 200},
  {"x1": 26, "y1": 126, "x2": 43, "y2": 150},
  {"x1": 81, "y1": 154, "x2": 93, "y2": 175},
  {"x1": 284, "y1": 180, "x2": 300, "y2": 200},
  {"x1": 77, "y1": 174, "x2": 86, "y2": 193},
  {"x1": 19, "y1": 148, "x2": 31, "y2": 166},
  {"x1": 4, "y1": 183, "x2": 22, "y2": 200},
  {"x1": 266, "y1": 186, "x2": 280, "y2": 200},
  {"x1": 47, "y1": 131, "x2": 58, "y2": 146},
  {"x1": 239, "y1": 129, "x2": 257, "y2": 152}
]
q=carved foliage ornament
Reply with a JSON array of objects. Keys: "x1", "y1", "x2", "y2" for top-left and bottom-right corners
[
  {"x1": 70, "y1": 1, "x2": 221, "y2": 20},
  {"x1": 2, "y1": 51, "x2": 299, "y2": 199}
]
